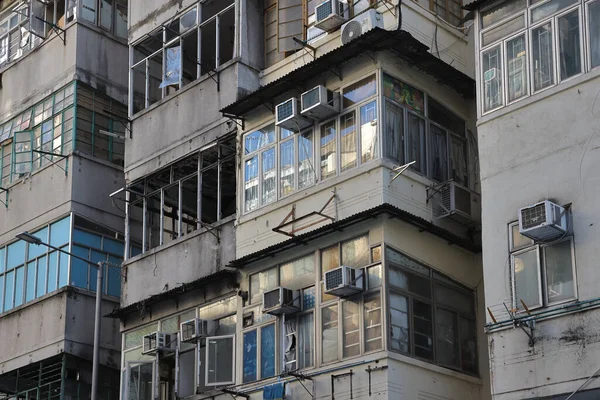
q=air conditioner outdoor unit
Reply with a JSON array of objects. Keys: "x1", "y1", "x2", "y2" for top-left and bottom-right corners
[
  {"x1": 518, "y1": 200, "x2": 567, "y2": 241},
  {"x1": 180, "y1": 318, "x2": 215, "y2": 342},
  {"x1": 301, "y1": 85, "x2": 340, "y2": 120},
  {"x1": 324, "y1": 266, "x2": 364, "y2": 297},
  {"x1": 431, "y1": 181, "x2": 481, "y2": 226},
  {"x1": 341, "y1": 9, "x2": 383, "y2": 45},
  {"x1": 263, "y1": 287, "x2": 300, "y2": 315},
  {"x1": 275, "y1": 98, "x2": 313, "y2": 132},
  {"x1": 142, "y1": 332, "x2": 175, "y2": 355},
  {"x1": 315, "y1": 0, "x2": 347, "y2": 31}
]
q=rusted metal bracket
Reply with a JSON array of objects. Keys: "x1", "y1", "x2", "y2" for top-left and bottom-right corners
[
  {"x1": 365, "y1": 365, "x2": 388, "y2": 396},
  {"x1": 331, "y1": 370, "x2": 354, "y2": 400},
  {"x1": 0, "y1": 186, "x2": 7, "y2": 208},
  {"x1": 293, "y1": 36, "x2": 316, "y2": 59},
  {"x1": 272, "y1": 190, "x2": 337, "y2": 238}
]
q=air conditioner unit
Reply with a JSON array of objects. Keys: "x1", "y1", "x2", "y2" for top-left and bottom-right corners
[
  {"x1": 263, "y1": 287, "x2": 300, "y2": 315},
  {"x1": 142, "y1": 332, "x2": 175, "y2": 355},
  {"x1": 518, "y1": 200, "x2": 567, "y2": 241},
  {"x1": 180, "y1": 318, "x2": 216, "y2": 342},
  {"x1": 431, "y1": 181, "x2": 481, "y2": 226},
  {"x1": 315, "y1": 0, "x2": 346, "y2": 31},
  {"x1": 484, "y1": 68, "x2": 498, "y2": 83},
  {"x1": 301, "y1": 86, "x2": 340, "y2": 120},
  {"x1": 341, "y1": 9, "x2": 383, "y2": 45},
  {"x1": 324, "y1": 266, "x2": 364, "y2": 297},
  {"x1": 275, "y1": 98, "x2": 313, "y2": 132}
]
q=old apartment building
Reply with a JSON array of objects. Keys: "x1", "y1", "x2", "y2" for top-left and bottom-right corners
[
  {"x1": 465, "y1": 0, "x2": 600, "y2": 398},
  {"x1": 0, "y1": 0, "x2": 130, "y2": 399},
  {"x1": 116, "y1": 0, "x2": 491, "y2": 399}
]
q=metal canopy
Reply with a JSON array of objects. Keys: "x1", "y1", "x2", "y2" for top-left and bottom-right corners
[{"x1": 220, "y1": 28, "x2": 475, "y2": 117}]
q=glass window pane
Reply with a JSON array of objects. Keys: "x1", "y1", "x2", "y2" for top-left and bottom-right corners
[
  {"x1": 302, "y1": 286, "x2": 316, "y2": 310},
  {"x1": 382, "y1": 74, "x2": 424, "y2": 114},
  {"x1": 14, "y1": 266, "x2": 24, "y2": 307},
  {"x1": 100, "y1": 0, "x2": 113, "y2": 30},
  {"x1": 531, "y1": 0, "x2": 577, "y2": 23},
  {"x1": 558, "y1": 10, "x2": 581, "y2": 80},
  {"x1": 364, "y1": 293, "x2": 382, "y2": 352},
  {"x1": 545, "y1": 240, "x2": 575, "y2": 303},
  {"x1": 390, "y1": 267, "x2": 432, "y2": 298},
  {"x1": 321, "y1": 245, "x2": 340, "y2": 302},
  {"x1": 322, "y1": 304, "x2": 339, "y2": 363},
  {"x1": 406, "y1": 113, "x2": 426, "y2": 173},
  {"x1": 260, "y1": 324, "x2": 276, "y2": 378},
  {"x1": 482, "y1": 46, "x2": 503, "y2": 111},
  {"x1": 242, "y1": 330, "x2": 257, "y2": 383},
  {"x1": 298, "y1": 313, "x2": 314, "y2": 369},
  {"x1": 367, "y1": 264, "x2": 382, "y2": 288},
  {"x1": 511, "y1": 223, "x2": 534, "y2": 250},
  {"x1": 413, "y1": 299, "x2": 433, "y2": 360},
  {"x1": 250, "y1": 267, "x2": 278, "y2": 304},
  {"x1": 450, "y1": 136, "x2": 468, "y2": 186},
  {"x1": 198, "y1": 296, "x2": 237, "y2": 320},
  {"x1": 82, "y1": 0, "x2": 97, "y2": 22},
  {"x1": 341, "y1": 236, "x2": 369, "y2": 268},
  {"x1": 4, "y1": 271, "x2": 14, "y2": 311},
  {"x1": 244, "y1": 125, "x2": 275, "y2": 154},
  {"x1": 108, "y1": 256, "x2": 121, "y2": 296},
  {"x1": 390, "y1": 292, "x2": 409, "y2": 353},
  {"x1": 342, "y1": 74, "x2": 376, "y2": 108},
  {"x1": 71, "y1": 245, "x2": 89, "y2": 289},
  {"x1": 436, "y1": 308, "x2": 459, "y2": 368},
  {"x1": 115, "y1": 0, "x2": 128, "y2": 38},
  {"x1": 36, "y1": 256, "x2": 47, "y2": 298},
  {"x1": 589, "y1": 1, "x2": 600, "y2": 68},
  {"x1": 360, "y1": 101, "x2": 378, "y2": 163},
  {"x1": 434, "y1": 282, "x2": 475, "y2": 316},
  {"x1": 386, "y1": 247, "x2": 431, "y2": 276},
  {"x1": 284, "y1": 319, "x2": 297, "y2": 372},
  {"x1": 298, "y1": 130, "x2": 314, "y2": 189},
  {"x1": 280, "y1": 139, "x2": 295, "y2": 197},
  {"x1": 0, "y1": 248, "x2": 4, "y2": 273},
  {"x1": 512, "y1": 247, "x2": 542, "y2": 309},
  {"x1": 532, "y1": 23, "x2": 555, "y2": 91},
  {"x1": 28, "y1": 227, "x2": 49, "y2": 260},
  {"x1": 244, "y1": 156, "x2": 259, "y2": 212},
  {"x1": 0, "y1": 276, "x2": 3, "y2": 312},
  {"x1": 58, "y1": 248, "x2": 69, "y2": 288},
  {"x1": 481, "y1": 0, "x2": 526, "y2": 28},
  {"x1": 384, "y1": 102, "x2": 403, "y2": 164},
  {"x1": 506, "y1": 34, "x2": 528, "y2": 102},
  {"x1": 47, "y1": 251, "x2": 58, "y2": 293},
  {"x1": 343, "y1": 300, "x2": 360, "y2": 358},
  {"x1": 481, "y1": 14, "x2": 525, "y2": 47},
  {"x1": 430, "y1": 124, "x2": 448, "y2": 182},
  {"x1": 74, "y1": 229, "x2": 102, "y2": 249},
  {"x1": 340, "y1": 112, "x2": 357, "y2": 171},
  {"x1": 26, "y1": 262, "x2": 36, "y2": 302},
  {"x1": 460, "y1": 317, "x2": 478, "y2": 374},
  {"x1": 280, "y1": 254, "x2": 315, "y2": 289},
  {"x1": 206, "y1": 336, "x2": 234, "y2": 384},
  {"x1": 261, "y1": 148, "x2": 276, "y2": 205},
  {"x1": 320, "y1": 120, "x2": 337, "y2": 179},
  {"x1": 7, "y1": 241, "x2": 26, "y2": 270}
]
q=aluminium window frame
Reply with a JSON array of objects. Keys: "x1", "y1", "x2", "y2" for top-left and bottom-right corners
[
  {"x1": 204, "y1": 334, "x2": 236, "y2": 386},
  {"x1": 584, "y1": 0, "x2": 600, "y2": 71}
]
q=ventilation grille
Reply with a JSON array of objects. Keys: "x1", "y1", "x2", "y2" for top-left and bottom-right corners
[
  {"x1": 277, "y1": 99, "x2": 294, "y2": 121},
  {"x1": 316, "y1": 0, "x2": 333, "y2": 21},
  {"x1": 521, "y1": 203, "x2": 547, "y2": 229},
  {"x1": 325, "y1": 268, "x2": 344, "y2": 290},
  {"x1": 342, "y1": 20, "x2": 362, "y2": 45}
]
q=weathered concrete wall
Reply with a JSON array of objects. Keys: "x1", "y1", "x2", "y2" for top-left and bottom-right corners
[
  {"x1": 121, "y1": 219, "x2": 236, "y2": 308},
  {"x1": 478, "y1": 70, "x2": 600, "y2": 398}
]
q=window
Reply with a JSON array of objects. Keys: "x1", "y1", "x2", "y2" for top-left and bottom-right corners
[
  {"x1": 242, "y1": 75, "x2": 378, "y2": 215},
  {"x1": 127, "y1": 137, "x2": 235, "y2": 254},
  {"x1": 430, "y1": 0, "x2": 463, "y2": 26},
  {"x1": 383, "y1": 74, "x2": 468, "y2": 185},
  {"x1": 508, "y1": 222, "x2": 576, "y2": 310},
  {"x1": 130, "y1": 0, "x2": 234, "y2": 114},
  {"x1": 479, "y1": 0, "x2": 592, "y2": 113},
  {"x1": 387, "y1": 246, "x2": 477, "y2": 375},
  {"x1": 588, "y1": 0, "x2": 600, "y2": 68}
]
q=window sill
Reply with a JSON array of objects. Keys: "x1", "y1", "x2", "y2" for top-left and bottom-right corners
[
  {"x1": 387, "y1": 351, "x2": 483, "y2": 385},
  {"x1": 477, "y1": 67, "x2": 600, "y2": 125}
]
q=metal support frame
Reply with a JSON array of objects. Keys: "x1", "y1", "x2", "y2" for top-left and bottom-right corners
[
  {"x1": 283, "y1": 371, "x2": 315, "y2": 400},
  {"x1": 292, "y1": 36, "x2": 316, "y2": 59},
  {"x1": 365, "y1": 365, "x2": 388, "y2": 396},
  {"x1": 11, "y1": 7, "x2": 66, "y2": 45},
  {"x1": 32, "y1": 150, "x2": 69, "y2": 175},
  {"x1": 222, "y1": 114, "x2": 245, "y2": 131},
  {"x1": 378, "y1": 0, "x2": 397, "y2": 16},
  {"x1": 0, "y1": 186, "x2": 7, "y2": 208},
  {"x1": 272, "y1": 189, "x2": 337, "y2": 238},
  {"x1": 222, "y1": 388, "x2": 250, "y2": 399},
  {"x1": 328, "y1": 67, "x2": 343, "y2": 81},
  {"x1": 331, "y1": 370, "x2": 354, "y2": 400}
]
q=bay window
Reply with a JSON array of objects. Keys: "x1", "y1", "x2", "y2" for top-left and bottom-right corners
[
  {"x1": 508, "y1": 221, "x2": 576, "y2": 310},
  {"x1": 386, "y1": 246, "x2": 478, "y2": 375},
  {"x1": 479, "y1": 0, "x2": 595, "y2": 113}
]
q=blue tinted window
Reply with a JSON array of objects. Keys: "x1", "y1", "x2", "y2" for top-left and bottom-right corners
[
  {"x1": 104, "y1": 238, "x2": 124, "y2": 256},
  {"x1": 90, "y1": 251, "x2": 106, "y2": 293},
  {"x1": 73, "y1": 230, "x2": 102, "y2": 249},
  {"x1": 89, "y1": 264, "x2": 99, "y2": 292},
  {"x1": 14, "y1": 267, "x2": 24, "y2": 307},
  {"x1": 0, "y1": 248, "x2": 5, "y2": 273},
  {"x1": 26, "y1": 262, "x2": 36, "y2": 302},
  {"x1": 49, "y1": 216, "x2": 71, "y2": 247},
  {"x1": 0, "y1": 276, "x2": 3, "y2": 311},
  {"x1": 47, "y1": 252, "x2": 58, "y2": 293},
  {"x1": 28, "y1": 227, "x2": 49, "y2": 260},
  {"x1": 7, "y1": 241, "x2": 26, "y2": 270},
  {"x1": 107, "y1": 256, "x2": 121, "y2": 297},
  {"x1": 243, "y1": 330, "x2": 257, "y2": 383},
  {"x1": 131, "y1": 246, "x2": 142, "y2": 257},
  {"x1": 58, "y1": 249, "x2": 69, "y2": 288},
  {"x1": 36, "y1": 256, "x2": 47, "y2": 298},
  {"x1": 71, "y1": 246, "x2": 89, "y2": 289},
  {"x1": 4, "y1": 271, "x2": 14, "y2": 311},
  {"x1": 261, "y1": 324, "x2": 276, "y2": 379}
]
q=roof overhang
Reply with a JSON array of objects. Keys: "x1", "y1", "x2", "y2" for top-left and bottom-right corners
[
  {"x1": 463, "y1": 0, "x2": 497, "y2": 11},
  {"x1": 227, "y1": 203, "x2": 481, "y2": 269},
  {"x1": 220, "y1": 28, "x2": 475, "y2": 118}
]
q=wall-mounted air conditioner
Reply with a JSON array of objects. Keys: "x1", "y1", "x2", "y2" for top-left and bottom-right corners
[
  {"x1": 340, "y1": 9, "x2": 383, "y2": 45},
  {"x1": 518, "y1": 200, "x2": 567, "y2": 241},
  {"x1": 142, "y1": 332, "x2": 176, "y2": 355},
  {"x1": 324, "y1": 266, "x2": 364, "y2": 297},
  {"x1": 263, "y1": 287, "x2": 300, "y2": 315},
  {"x1": 431, "y1": 181, "x2": 481, "y2": 226},
  {"x1": 275, "y1": 98, "x2": 313, "y2": 132},
  {"x1": 315, "y1": 0, "x2": 347, "y2": 31},
  {"x1": 301, "y1": 85, "x2": 340, "y2": 120},
  {"x1": 180, "y1": 318, "x2": 216, "y2": 342}
]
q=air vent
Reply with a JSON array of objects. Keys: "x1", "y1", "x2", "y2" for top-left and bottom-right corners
[
  {"x1": 518, "y1": 200, "x2": 567, "y2": 241},
  {"x1": 275, "y1": 98, "x2": 312, "y2": 131},
  {"x1": 340, "y1": 10, "x2": 383, "y2": 45},
  {"x1": 315, "y1": 0, "x2": 346, "y2": 31},
  {"x1": 263, "y1": 287, "x2": 300, "y2": 315},
  {"x1": 301, "y1": 85, "x2": 339, "y2": 120},
  {"x1": 430, "y1": 181, "x2": 480, "y2": 226},
  {"x1": 324, "y1": 266, "x2": 364, "y2": 297}
]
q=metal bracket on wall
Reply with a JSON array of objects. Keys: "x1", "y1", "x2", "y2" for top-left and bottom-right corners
[
  {"x1": 0, "y1": 186, "x2": 7, "y2": 208},
  {"x1": 272, "y1": 189, "x2": 337, "y2": 238},
  {"x1": 378, "y1": 0, "x2": 397, "y2": 16},
  {"x1": 293, "y1": 37, "x2": 316, "y2": 59},
  {"x1": 331, "y1": 370, "x2": 354, "y2": 400},
  {"x1": 282, "y1": 371, "x2": 315, "y2": 400},
  {"x1": 223, "y1": 114, "x2": 245, "y2": 131},
  {"x1": 222, "y1": 388, "x2": 250, "y2": 399},
  {"x1": 32, "y1": 150, "x2": 69, "y2": 175},
  {"x1": 365, "y1": 365, "x2": 388, "y2": 396}
]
